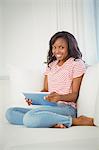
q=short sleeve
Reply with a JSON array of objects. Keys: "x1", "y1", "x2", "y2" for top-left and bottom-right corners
[{"x1": 73, "y1": 60, "x2": 86, "y2": 78}]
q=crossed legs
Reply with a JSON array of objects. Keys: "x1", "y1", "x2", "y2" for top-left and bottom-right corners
[{"x1": 5, "y1": 105, "x2": 94, "y2": 128}]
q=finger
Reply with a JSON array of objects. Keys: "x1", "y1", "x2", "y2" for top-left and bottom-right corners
[
  {"x1": 28, "y1": 103, "x2": 31, "y2": 105},
  {"x1": 28, "y1": 99, "x2": 32, "y2": 102},
  {"x1": 46, "y1": 95, "x2": 57, "y2": 100},
  {"x1": 29, "y1": 100, "x2": 32, "y2": 103},
  {"x1": 48, "y1": 92, "x2": 56, "y2": 96},
  {"x1": 50, "y1": 92, "x2": 56, "y2": 94},
  {"x1": 44, "y1": 96, "x2": 52, "y2": 100},
  {"x1": 45, "y1": 94, "x2": 55, "y2": 99},
  {"x1": 27, "y1": 102, "x2": 32, "y2": 105},
  {"x1": 25, "y1": 98, "x2": 29, "y2": 101},
  {"x1": 26, "y1": 99, "x2": 32, "y2": 102}
]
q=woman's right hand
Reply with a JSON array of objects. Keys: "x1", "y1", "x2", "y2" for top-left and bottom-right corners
[{"x1": 25, "y1": 98, "x2": 32, "y2": 105}]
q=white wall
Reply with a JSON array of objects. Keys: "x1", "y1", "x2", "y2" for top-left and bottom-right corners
[
  {"x1": 95, "y1": 0, "x2": 99, "y2": 57},
  {"x1": 0, "y1": 0, "x2": 4, "y2": 121},
  {"x1": 2, "y1": 0, "x2": 99, "y2": 77},
  {"x1": 1, "y1": 0, "x2": 98, "y2": 75},
  {"x1": 0, "y1": 0, "x2": 4, "y2": 76},
  {"x1": 56, "y1": 0, "x2": 98, "y2": 65},
  {"x1": 3, "y1": 0, "x2": 57, "y2": 73}
]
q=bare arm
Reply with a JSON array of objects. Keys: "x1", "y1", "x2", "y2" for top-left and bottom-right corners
[
  {"x1": 40, "y1": 75, "x2": 48, "y2": 92},
  {"x1": 60, "y1": 75, "x2": 83, "y2": 103},
  {"x1": 45, "y1": 75, "x2": 84, "y2": 103}
]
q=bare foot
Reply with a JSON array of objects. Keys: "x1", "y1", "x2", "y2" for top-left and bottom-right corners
[
  {"x1": 51, "y1": 124, "x2": 66, "y2": 128},
  {"x1": 73, "y1": 116, "x2": 94, "y2": 126}
]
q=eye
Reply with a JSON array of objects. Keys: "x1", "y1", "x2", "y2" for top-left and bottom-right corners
[
  {"x1": 59, "y1": 46, "x2": 64, "y2": 49},
  {"x1": 52, "y1": 46, "x2": 56, "y2": 50}
]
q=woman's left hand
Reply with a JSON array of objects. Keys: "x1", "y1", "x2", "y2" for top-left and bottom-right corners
[{"x1": 44, "y1": 92, "x2": 61, "y2": 102}]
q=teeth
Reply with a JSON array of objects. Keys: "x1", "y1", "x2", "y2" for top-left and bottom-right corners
[{"x1": 56, "y1": 55, "x2": 61, "y2": 58}]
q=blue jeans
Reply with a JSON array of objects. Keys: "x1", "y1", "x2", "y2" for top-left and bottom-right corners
[{"x1": 5, "y1": 105, "x2": 76, "y2": 128}]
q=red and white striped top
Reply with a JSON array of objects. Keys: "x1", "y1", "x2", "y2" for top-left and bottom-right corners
[{"x1": 44, "y1": 57, "x2": 86, "y2": 108}]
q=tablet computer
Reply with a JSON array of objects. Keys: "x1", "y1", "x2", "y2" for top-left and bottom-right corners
[{"x1": 23, "y1": 92, "x2": 57, "y2": 106}]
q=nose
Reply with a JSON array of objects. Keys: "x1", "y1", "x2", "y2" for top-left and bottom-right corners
[{"x1": 53, "y1": 48, "x2": 60, "y2": 54}]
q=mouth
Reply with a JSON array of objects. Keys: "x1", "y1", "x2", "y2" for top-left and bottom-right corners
[{"x1": 55, "y1": 54, "x2": 62, "y2": 58}]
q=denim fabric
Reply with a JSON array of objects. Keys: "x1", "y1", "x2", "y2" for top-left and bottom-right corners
[{"x1": 5, "y1": 105, "x2": 76, "y2": 128}]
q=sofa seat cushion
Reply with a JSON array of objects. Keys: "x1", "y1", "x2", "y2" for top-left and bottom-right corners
[{"x1": 1, "y1": 122, "x2": 99, "y2": 150}]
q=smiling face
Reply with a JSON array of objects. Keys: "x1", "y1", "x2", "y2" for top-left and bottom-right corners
[{"x1": 52, "y1": 38, "x2": 69, "y2": 64}]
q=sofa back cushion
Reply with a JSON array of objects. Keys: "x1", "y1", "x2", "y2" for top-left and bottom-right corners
[
  {"x1": 7, "y1": 65, "x2": 44, "y2": 107},
  {"x1": 94, "y1": 86, "x2": 99, "y2": 126},
  {"x1": 77, "y1": 63, "x2": 99, "y2": 118}
]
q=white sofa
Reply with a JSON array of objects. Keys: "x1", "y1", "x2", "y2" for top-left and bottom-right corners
[{"x1": 0, "y1": 63, "x2": 99, "y2": 150}]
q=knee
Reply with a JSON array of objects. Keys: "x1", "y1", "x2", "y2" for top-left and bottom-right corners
[
  {"x1": 5, "y1": 107, "x2": 15, "y2": 123},
  {"x1": 23, "y1": 112, "x2": 41, "y2": 128},
  {"x1": 23, "y1": 113, "x2": 33, "y2": 127}
]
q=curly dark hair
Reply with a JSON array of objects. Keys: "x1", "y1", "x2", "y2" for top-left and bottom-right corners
[{"x1": 46, "y1": 31, "x2": 82, "y2": 66}]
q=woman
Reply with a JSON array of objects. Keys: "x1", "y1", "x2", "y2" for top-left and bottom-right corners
[{"x1": 6, "y1": 31, "x2": 94, "y2": 128}]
